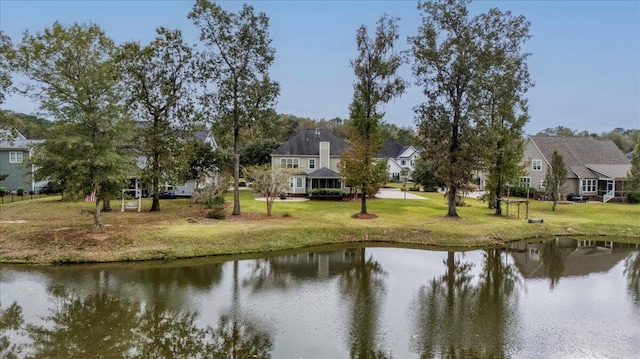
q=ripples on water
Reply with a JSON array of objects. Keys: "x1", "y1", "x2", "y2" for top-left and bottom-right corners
[{"x1": 1, "y1": 238, "x2": 639, "y2": 358}]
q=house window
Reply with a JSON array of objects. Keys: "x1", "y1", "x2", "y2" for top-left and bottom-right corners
[
  {"x1": 9, "y1": 151, "x2": 23, "y2": 164},
  {"x1": 540, "y1": 179, "x2": 546, "y2": 189},
  {"x1": 401, "y1": 160, "x2": 406, "y2": 165},
  {"x1": 581, "y1": 179, "x2": 597, "y2": 193},
  {"x1": 280, "y1": 158, "x2": 299, "y2": 168},
  {"x1": 518, "y1": 177, "x2": 531, "y2": 188},
  {"x1": 309, "y1": 158, "x2": 316, "y2": 170},
  {"x1": 532, "y1": 160, "x2": 542, "y2": 171}
]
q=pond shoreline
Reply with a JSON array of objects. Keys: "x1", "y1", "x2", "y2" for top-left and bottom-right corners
[{"x1": 1, "y1": 193, "x2": 639, "y2": 265}]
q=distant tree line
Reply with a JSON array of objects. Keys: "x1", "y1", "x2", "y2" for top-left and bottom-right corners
[{"x1": 536, "y1": 126, "x2": 640, "y2": 154}]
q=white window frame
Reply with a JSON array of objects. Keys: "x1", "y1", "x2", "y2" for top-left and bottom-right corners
[
  {"x1": 581, "y1": 179, "x2": 597, "y2": 193},
  {"x1": 540, "y1": 179, "x2": 546, "y2": 189},
  {"x1": 280, "y1": 158, "x2": 299, "y2": 169},
  {"x1": 519, "y1": 176, "x2": 531, "y2": 188},
  {"x1": 532, "y1": 159, "x2": 542, "y2": 171},
  {"x1": 309, "y1": 158, "x2": 316, "y2": 170},
  {"x1": 9, "y1": 151, "x2": 23, "y2": 164}
]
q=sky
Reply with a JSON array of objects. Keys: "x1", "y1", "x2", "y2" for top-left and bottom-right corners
[{"x1": 1, "y1": 0, "x2": 639, "y2": 135}]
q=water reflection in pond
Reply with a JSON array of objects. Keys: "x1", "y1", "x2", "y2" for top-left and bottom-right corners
[{"x1": 1, "y1": 239, "x2": 639, "y2": 358}]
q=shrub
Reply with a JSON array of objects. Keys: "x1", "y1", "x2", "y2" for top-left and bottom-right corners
[
  {"x1": 206, "y1": 206, "x2": 226, "y2": 219},
  {"x1": 308, "y1": 188, "x2": 346, "y2": 197},
  {"x1": 507, "y1": 186, "x2": 535, "y2": 198},
  {"x1": 16, "y1": 187, "x2": 25, "y2": 196},
  {"x1": 205, "y1": 195, "x2": 225, "y2": 208},
  {"x1": 627, "y1": 192, "x2": 640, "y2": 203},
  {"x1": 0, "y1": 187, "x2": 6, "y2": 196}
]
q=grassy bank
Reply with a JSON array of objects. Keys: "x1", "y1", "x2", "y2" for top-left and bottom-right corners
[{"x1": 1, "y1": 190, "x2": 639, "y2": 264}]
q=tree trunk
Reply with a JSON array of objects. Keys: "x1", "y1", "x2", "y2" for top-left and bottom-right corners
[
  {"x1": 151, "y1": 175, "x2": 160, "y2": 212},
  {"x1": 102, "y1": 198, "x2": 112, "y2": 212},
  {"x1": 94, "y1": 198, "x2": 102, "y2": 228},
  {"x1": 232, "y1": 126, "x2": 241, "y2": 215},
  {"x1": 446, "y1": 185, "x2": 459, "y2": 218},
  {"x1": 266, "y1": 197, "x2": 273, "y2": 216},
  {"x1": 360, "y1": 184, "x2": 367, "y2": 215}
]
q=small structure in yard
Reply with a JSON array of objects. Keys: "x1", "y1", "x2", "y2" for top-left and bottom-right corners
[
  {"x1": 499, "y1": 198, "x2": 529, "y2": 219},
  {"x1": 121, "y1": 178, "x2": 142, "y2": 212}
]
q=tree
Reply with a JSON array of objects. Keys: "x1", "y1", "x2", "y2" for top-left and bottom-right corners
[
  {"x1": 475, "y1": 7, "x2": 532, "y2": 215},
  {"x1": 0, "y1": 31, "x2": 18, "y2": 140},
  {"x1": 119, "y1": 27, "x2": 196, "y2": 212},
  {"x1": 544, "y1": 150, "x2": 567, "y2": 211},
  {"x1": 626, "y1": 140, "x2": 640, "y2": 203},
  {"x1": 240, "y1": 138, "x2": 281, "y2": 167},
  {"x1": 189, "y1": 0, "x2": 280, "y2": 216},
  {"x1": 244, "y1": 164, "x2": 291, "y2": 216},
  {"x1": 17, "y1": 22, "x2": 133, "y2": 227},
  {"x1": 341, "y1": 14, "x2": 406, "y2": 215},
  {"x1": 410, "y1": 0, "x2": 532, "y2": 218},
  {"x1": 412, "y1": 158, "x2": 440, "y2": 191}
]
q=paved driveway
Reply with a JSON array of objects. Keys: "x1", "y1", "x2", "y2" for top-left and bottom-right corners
[{"x1": 375, "y1": 188, "x2": 427, "y2": 200}]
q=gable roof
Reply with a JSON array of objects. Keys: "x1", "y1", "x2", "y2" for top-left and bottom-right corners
[
  {"x1": 376, "y1": 142, "x2": 415, "y2": 159},
  {"x1": 271, "y1": 129, "x2": 348, "y2": 156},
  {"x1": 528, "y1": 136, "x2": 630, "y2": 179},
  {"x1": 308, "y1": 167, "x2": 342, "y2": 178}
]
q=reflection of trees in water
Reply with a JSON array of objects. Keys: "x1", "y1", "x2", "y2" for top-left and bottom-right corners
[
  {"x1": 541, "y1": 239, "x2": 566, "y2": 289},
  {"x1": 5, "y1": 260, "x2": 272, "y2": 359},
  {"x1": 242, "y1": 258, "x2": 293, "y2": 293},
  {"x1": 1, "y1": 301, "x2": 24, "y2": 359},
  {"x1": 411, "y1": 250, "x2": 519, "y2": 358},
  {"x1": 339, "y1": 249, "x2": 390, "y2": 359},
  {"x1": 205, "y1": 261, "x2": 273, "y2": 359},
  {"x1": 624, "y1": 251, "x2": 640, "y2": 306},
  {"x1": 25, "y1": 293, "x2": 140, "y2": 358}
]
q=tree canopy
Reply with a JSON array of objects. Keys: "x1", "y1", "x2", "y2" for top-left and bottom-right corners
[
  {"x1": 17, "y1": 22, "x2": 134, "y2": 226},
  {"x1": 341, "y1": 14, "x2": 406, "y2": 215},
  {"x1": 189, "y1": 0, "x2": 280, "y2": 216},
  {"x1": 118, "y1": 27, "x2": 197, "y2": 212},
  {"x1": 410, "y1": 0, "x2": 532, "y2": 217}
]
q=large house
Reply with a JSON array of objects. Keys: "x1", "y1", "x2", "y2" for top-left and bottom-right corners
[
  {"x1": 376, "y1": 142, "x2": 419, "y2": 181},
  {"x1": 271, "y1": 129, "x2": 348, "y2": 195},
  {"x1": 0, "y1": 129, "x2": 46, "y2": 193},
  {"x1": 522, "y1": 136, "x2": 631, "y2": 202}
]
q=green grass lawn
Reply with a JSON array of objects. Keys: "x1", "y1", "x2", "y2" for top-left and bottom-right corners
[{"x1": 1, "y1": 190, "x2": 638, "y2": 264}]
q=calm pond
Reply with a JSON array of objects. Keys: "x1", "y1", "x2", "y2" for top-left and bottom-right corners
[{"x1": 1, "y1": 238, "x2": 639, "y2": 358}]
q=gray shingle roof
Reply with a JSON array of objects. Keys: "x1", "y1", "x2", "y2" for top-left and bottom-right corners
[
  {"x1": 308, "y1": 167, "x2": 342, "y2": 178},
  {"x1": 530, "y1": 136, "x2": 630, "y2": 179},
  {"x1": 271, "y1": 129, "x2": 348, "y2": 156},
  {"x1": 0, "y1": 139, "x2": 43, "y2": 150}
]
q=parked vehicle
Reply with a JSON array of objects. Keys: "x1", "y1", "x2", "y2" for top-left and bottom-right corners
[{"x1": 566, "y1": 193, "x2": 586, "y2": 202}]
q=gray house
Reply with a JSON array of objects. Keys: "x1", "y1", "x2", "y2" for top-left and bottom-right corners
[
  {"x1": 522, "y1": 136, "x2": 631, "y2": 202},
  {"x1": 0, "y1": 130, "x2": 45, "y2": 193},
  {"x1": 271, "y1": 129, "x2": 348, "y2": 195}
]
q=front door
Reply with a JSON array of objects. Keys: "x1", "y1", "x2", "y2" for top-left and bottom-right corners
[
  {"x1": 607, "y1": 181, "x2": 614, "y2": 193},
  {"x1": 290, "y1": 176, "x2": 305, "y2": 194}
]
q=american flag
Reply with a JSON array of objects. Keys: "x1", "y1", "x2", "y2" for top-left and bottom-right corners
[{"x1": 85, "y1": 192, "x2": 96, "y2": 202}]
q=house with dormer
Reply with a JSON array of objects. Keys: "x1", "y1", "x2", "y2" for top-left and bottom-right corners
[
  {"x1": 376, "y1": 142, "x2": 419, "y2": 181},
  {"x1": 522, "y1": 136, "x2": 631, "y2": 202},
  {"x1": 270, "y1": 129, "x2": 348, "y2": 195}
]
